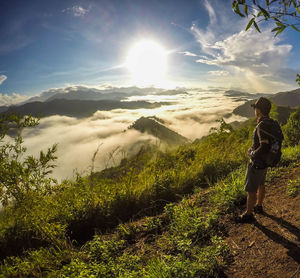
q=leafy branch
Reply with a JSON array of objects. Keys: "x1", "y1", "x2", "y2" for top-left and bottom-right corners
[
  {"x1": 232, "y1": 0, "x2": 300, "y2": 35},
  {"x1": 0, "y1": 114, "x2": 58, "y2": 206}
]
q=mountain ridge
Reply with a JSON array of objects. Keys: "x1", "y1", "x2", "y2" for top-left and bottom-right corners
[
  {"x1": 128, "y1": 116, "x2": 189, "y2": 147},
  {"x1": 233, "y1": 88, "x2": 300, "y2": 119},
  {"x1": 0, "y1": 99, "x2": 170, "y2": 118}
]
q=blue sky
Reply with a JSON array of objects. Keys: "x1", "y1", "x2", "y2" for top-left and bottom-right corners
[{"x1": 0, "y1": 0, "x2": 300, "y2": 99}]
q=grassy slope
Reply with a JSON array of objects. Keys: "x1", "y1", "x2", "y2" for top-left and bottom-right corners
[
  {"x1": 2, "y1": 146, "x2": 300, "y2": 277},
  {"x1": 1, "y1": 111, "x2": 300, "y2": 277}
]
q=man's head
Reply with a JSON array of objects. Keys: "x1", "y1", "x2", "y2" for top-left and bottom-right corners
[{"x1": 250, "y1": 97, "x2": 271, "y2": 117}]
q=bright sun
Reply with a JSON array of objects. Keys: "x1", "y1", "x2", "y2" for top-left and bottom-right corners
[{"x1": 126, "y1": 40, "x2": 167, "y2": 87}]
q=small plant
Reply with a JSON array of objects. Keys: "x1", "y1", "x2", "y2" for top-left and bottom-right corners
[
  {"x1": 287, "y1": 177, "x2": 300, "y2": 196},
  {"x1": 142, "y1": 216, "x2": 163, "y2": 232},
  {"x1": 116, "y1": 223, "x2": 141, "y2": 240}
]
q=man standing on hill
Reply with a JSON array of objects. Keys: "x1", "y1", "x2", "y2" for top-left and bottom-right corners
[{"x1": 239, "y1": 97, "x2": 275, "y2": 222}]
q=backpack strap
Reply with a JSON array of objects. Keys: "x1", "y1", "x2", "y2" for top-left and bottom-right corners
[
  {"x1": 256, "y1": 120, "x2": 279, "y2": 141},
  {"x1": 259, "y1": 127, "x2": 277, "y2": 140}
]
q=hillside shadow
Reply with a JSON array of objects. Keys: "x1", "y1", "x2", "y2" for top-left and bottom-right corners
[{"x1": 253, "y1": 216, "x2": 300, "y2": 264}]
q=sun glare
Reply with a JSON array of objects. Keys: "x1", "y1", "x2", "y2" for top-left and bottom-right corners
[{"x1": 126, "y1": 40, "x2": 168, "y2": 87}]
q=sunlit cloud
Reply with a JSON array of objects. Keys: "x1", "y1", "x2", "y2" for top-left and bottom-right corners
[
  {"x1": 208, "y1": 70, "x2": 229, "y2": 77},
  {"x1": 21, "y1": 113, "x2": 157, "y2": 180},
  {"x1": 0, "y1": 92, "x2": 29, "y2": 106},
  {"x1": 179, "y1": 51, "x2": 198, "y2": 57},
  {"x1": 0, "y1": 75, "x2": 7, "y2": 85},
  {"x1": 203, "y1": 0, "x2": 217, "y2": 25},
  {"x1": 189, "y1": 0, "x2": 298, "y2": 92}
]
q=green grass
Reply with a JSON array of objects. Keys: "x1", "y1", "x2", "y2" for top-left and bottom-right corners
[
  {"x1": 0, "y1": 123, "x2": 253, "y2": 255},
  {"x1": 287, "y1": 177, "x2": 300, "y2": 196},
  {"x1": 0, "y1": 161, "x2": 251, "y2": 277},
  {"x1": 1, "y1": 114, "x2": 300, "y2": 277}
]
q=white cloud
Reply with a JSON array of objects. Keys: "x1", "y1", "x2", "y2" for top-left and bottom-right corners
[
  {"x1": 179, "y1": 51, "x2": 198, "y2": 57},
  {"x1": 190, "y1": 0, "x2": 230, "y2": 56},
  {"x1": 190, "y1": 1, "x2": 298, "y2": 92},
  {"x1": 208, "y1": 70, "x2": 229, "y2": 76},
  {"x1": 63, "y1": 6, "x2": 90, "y2": 17},
  {"x1": 0, "y1": 92, "x2": 29, "y2": 106},
  {"x1": 0, "y1": 75, "x2": 7, "y2": 85},
  {"x1": 196, "y1": 29, "x2": 292, "y2": 69},
  {"x1": 194, "y1": 28, "x2": 294, "y2": 92},
  {"x1": 72, "y1": 6, "x2": 90, "y2": 17},
  {"x1": 20, "y1": 113, "x2": 157, "y2": 180},
  {"x1": 204, "y1": 0, "x2": 217, "y2": 25}
]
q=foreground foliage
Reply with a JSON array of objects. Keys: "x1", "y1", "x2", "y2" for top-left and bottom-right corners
[
  {"x1": 287, "y1": 177, "x2": 300, "y2": 196},
  {"x1": 1, "y1": 107, "x2": 300, "y2": 277}
]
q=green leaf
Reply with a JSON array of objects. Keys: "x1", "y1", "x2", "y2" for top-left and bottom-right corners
[
  {"x1": 276, "y1": 22, "x2": 286, "y2": 27},
  {"x1": 232, "y1": 1, "x2": 237, "y2": 9},
  {"x1": 258, "y1": 5, "x2": 270, "y2": 19},
  {"x1": 291, "y1": 25, "x2": 300, "y2": 32},
  {"x1": 235, "y1": 4, "x2": 245, "y2": 17},
  {"x1": 245, "y1": 18, "x2": 255, "y2": 31},
  {"x1": 244, "y1": 5, "x2": 248, "y2": 16},
  {"x1": 253, "y1": 21, "x2": 261, "y2": 33},
  {"x1": 266, "y1": 0, "x2": 270, "y2": 6},
  {"x1": 275, "y1": 26, "x2": 285, "y2": 37},
  {"x1": 271, "y1": 27, "x2": 282, "y2": 32}
]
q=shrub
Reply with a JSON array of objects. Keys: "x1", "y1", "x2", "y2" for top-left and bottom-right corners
[{"x1": 283, "y1": 110, "x2": 300, "y2": 146}]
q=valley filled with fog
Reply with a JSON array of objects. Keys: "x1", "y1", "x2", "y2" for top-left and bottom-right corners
[{"x1": 6, "y1": 86, "x2": 251, "y2": 180}]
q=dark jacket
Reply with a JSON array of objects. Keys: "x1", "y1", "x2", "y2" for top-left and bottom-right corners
[{"x1": 250, "y1": 116, "x2": 274, "y2": 168}]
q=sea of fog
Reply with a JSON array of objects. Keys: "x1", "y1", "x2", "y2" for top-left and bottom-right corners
[{"x1": 18, "y1": 89, "x2": 249, "y2": 181}]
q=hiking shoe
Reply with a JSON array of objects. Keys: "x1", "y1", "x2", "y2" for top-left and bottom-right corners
[
  {"x1": 237, "y1": 212, "x2": 255, "y2": 223},
  {"x1": 253, "y1": 205, "x2": 263, "y2": 214}
]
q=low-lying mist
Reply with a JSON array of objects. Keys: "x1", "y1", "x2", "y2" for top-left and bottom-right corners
[{"x1": 9, "y1": 88, "x2": 248, "y2": 181}]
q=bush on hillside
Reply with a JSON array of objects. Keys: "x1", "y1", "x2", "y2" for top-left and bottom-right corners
[
  {"x1": 0, "y1": 114, "x2": 57, "y2": 206},
  {"x1": 0, "y1": 114, "x2": 67, "y2": 251},
  {"x1": 283, "y1": 110, "x2": 300, "y2": 146}
]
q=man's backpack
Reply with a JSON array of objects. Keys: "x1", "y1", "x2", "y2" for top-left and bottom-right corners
[{"x1": 258, "y1": 119, "x2": 284, "y2": 167}]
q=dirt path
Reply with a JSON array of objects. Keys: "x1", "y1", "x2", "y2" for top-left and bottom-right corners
[{"x1": 222, "y1": 163, "x2": 300, "y2": 278}]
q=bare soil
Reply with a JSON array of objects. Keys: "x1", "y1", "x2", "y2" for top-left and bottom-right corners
[{"x1": 222, "y1": 163, "x2": 300, "y2": 278}]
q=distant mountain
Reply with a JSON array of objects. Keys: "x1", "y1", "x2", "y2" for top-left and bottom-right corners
[
  {"x1": 23, "y1": 87, "x2": 126, "y2": 104},
  {"x1": 155, "y1": 90, "x2": 188, "y2": 96},
  {"x1": 1, "y1": 99, "x2": 169, "y2": 118},
  {"x1": 233, "y1": 88, "x2": 300, "y2": 120},
  {"x1": 129, "y1": 116, "x2": 189, "y2": 146},
  {"x1": 45, "y1": 91, "x2": 125, "y2": 102},
  {"x1": 224, "y1": 90, "x2": 269, "y2": 99},
  {"x1": 0, "y1": 106, "x2": 8, "y2": 113},
  {"x1": 269, "y1": 88, "x2": 300, "y2": 107},
  {"x1": 22, "y1": 86, "x2": 185, "y2": 104}
]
